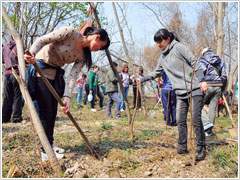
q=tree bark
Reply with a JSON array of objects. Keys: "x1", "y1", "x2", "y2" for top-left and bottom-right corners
[
  {"x1": 225, "y1": 4, "x2": 232, "y2": 74},
  {"x1": 216, "y1": 2, "x2": 225, "y2": 58},
  {"x1": 227, "y1": 60, "x2": 238, "y2": 93},
  {"x1": 2, "y1": 6, "x2": 62, "y2": 177}
]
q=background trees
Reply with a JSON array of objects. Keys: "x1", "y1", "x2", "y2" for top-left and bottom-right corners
[{"x1": 2, "y1": 2, "x2": 238, "y2": 93}]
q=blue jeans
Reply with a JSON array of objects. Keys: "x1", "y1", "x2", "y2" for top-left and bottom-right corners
[
  {"x1": 77, "y1": 87, "x2": 83, "y2": 104},
  {"x1": 120, "y1": 86, "x2": 129, "y2": 110},
  {"x1": 101, "y1": 85, "x2": 107, "y2": 95},
  {"x1": 107, "y1": 92, "x2": 121, "y2": 117},
  {"x1": 162, "y1": 89, "x2": 177, "y2": 126}
]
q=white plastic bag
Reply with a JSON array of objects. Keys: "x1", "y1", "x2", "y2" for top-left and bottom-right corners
[{"x1": 88, "y1": 94, "x2": 93, "y2": 102}]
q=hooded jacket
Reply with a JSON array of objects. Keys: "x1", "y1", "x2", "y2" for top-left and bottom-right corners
[
  {"x1": 2, "y1": 40, "x2": 18, "y2": 70},
  {"x1": 199, "y1": 51, "x2": 227, "y2": 87},
  {"x1": 140, "y1": 39, "x2": 203, "y2": 96}
]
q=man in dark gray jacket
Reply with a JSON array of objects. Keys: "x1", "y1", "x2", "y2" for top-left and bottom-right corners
[{"x1": 106, "y1": 62, "x2": 121, "y2": 118}]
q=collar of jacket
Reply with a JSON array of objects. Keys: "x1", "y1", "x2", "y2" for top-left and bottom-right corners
[{"x1": 162, "y1": 39, "x2": 178, "y2": 57}]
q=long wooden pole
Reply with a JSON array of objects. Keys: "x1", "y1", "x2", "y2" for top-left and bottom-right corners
[
  {"x1": 2, "y1": 6, "x2": 63, "y2": 177},
  {"x1": 130, "y1": 84, "x2": 140, "y2": 141},
  {"x1": 222, "y1": 95, "x2": 237, "y2": 130}
]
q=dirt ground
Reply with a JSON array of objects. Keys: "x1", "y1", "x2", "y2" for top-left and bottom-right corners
[{"x1": 2, "y1": 96, "x2": 238, "y2": 178}]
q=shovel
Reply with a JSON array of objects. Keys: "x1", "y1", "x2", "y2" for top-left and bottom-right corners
[
  {"x1": 149, "y1": 97, "x2": 161, "y2": 119},
  {"x1": 149, "y1": 77, "x2": 162, "y2": 119},
  {"x1": 222, "y1": 95, "x2": 238, "y2": 139}
]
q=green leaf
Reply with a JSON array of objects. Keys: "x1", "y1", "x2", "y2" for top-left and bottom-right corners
[{"x1": 189, "y1": 72, "x2": 193, "y2": 78}]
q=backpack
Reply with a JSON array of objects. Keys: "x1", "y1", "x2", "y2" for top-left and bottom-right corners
[
  {"x1": 77, "y1": 19, "x2": 94, "y2": 35},
  {"x1": 201, "y1": 54, "x2": 227, "y2": 92}
]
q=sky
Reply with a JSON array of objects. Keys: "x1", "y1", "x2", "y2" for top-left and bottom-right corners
[{"x1": 102, "y1": 1, "x2": 202, "y2": 47}]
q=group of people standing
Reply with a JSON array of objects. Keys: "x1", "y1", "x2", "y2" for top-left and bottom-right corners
[
  {"x1": 105, "y1": 63, "x2": 146, "y2": 118},
  {"x1": 75, "y1": 65, "x2": 104, "y2": 112},
  {"x1": 75, "y1": 62, "x2": 146, "y2": 117},
  {"x1": 2, "y1": 23, "x2": 229, "y2": 163}
]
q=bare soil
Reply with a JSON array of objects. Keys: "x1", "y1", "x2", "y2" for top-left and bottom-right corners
[{"x1": 2, "y1": 96, "x2": 238, "y2": 178}]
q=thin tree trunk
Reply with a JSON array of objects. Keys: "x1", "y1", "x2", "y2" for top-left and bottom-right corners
[
  {"x1": 2, "y1": 7, "x2": 63, "y2": 177},
  {"x1": 112, "y1": 2, "x2": 147, "y2": 119},
  {"x1": 216, "y1": 2, "x2": 224, "y2": 58},
  {"x1": 130, "y1": 84, "x2": 140, "y2": 141},
  {"x1": 227, "y1": 60, "x2": 238, "y2": 93},
  {"x1": 89, "y1": 2, "x2": 132, "y2": 124},
  {"x1": 226, "y1": 4, "x2": 232, "y2": 74}
]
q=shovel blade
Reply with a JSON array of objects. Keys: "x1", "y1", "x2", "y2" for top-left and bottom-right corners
[
  {"x1": 149, "y1": 110, "x2": 155, "y2": 119},
  {"x1": 228, "y1": 128, "x2": 238, "y2": 139}
]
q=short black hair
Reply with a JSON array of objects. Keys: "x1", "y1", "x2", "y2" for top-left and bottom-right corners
[{"x1": 112, "y1": 62, "x2": 118, "y2": 67}]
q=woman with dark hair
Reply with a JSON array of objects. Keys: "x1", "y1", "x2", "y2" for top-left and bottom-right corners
[
  {"x1": 139, "y1": 28, "x2": 207, "y2": 162},
  {"x1": 120, "y1": 64, "x2": 130, "y2": 111},
  {"x1": 24, "y1": 26, "x2": 110, "y2": 161}
]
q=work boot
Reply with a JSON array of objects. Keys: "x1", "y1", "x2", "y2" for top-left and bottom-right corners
[
  {"x1": 177, "y1": 146, "x2": 189, "y2": 154},
  {"x1": 195, "y1": 147, "x2": 206, "y2": 161}
]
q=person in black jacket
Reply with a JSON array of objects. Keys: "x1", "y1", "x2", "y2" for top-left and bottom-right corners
[{"x1": 2, "y1": 39, "x2": 24, "y2": 123}]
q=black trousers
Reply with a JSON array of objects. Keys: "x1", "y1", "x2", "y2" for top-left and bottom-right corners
[
  {"x1": 176, "y1": 95, "x2": 205, "y2": 151},
  {"x1": 133, "y1": 86, "x2": 141, "y2": 108},
  {"x1": 36, "y1": 77, "x2": 58, "y2": 146},
  {"x1": 2, "y1": 74, "x2": 24, "y2": 123},
  {"x1": 84, "y1": 84, "x2": 89, "y2": 105},
  {"x1": 90, "y1": 86, "x2": 104, "y2": 108}
]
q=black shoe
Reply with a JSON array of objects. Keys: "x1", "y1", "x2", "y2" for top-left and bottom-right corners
[
  {"x1": 177, "y1": 148, "x2": 189, "y2": 154},
  {"x1": 195, "y1": 148, "x2": 206, "y2": 161},
  {"x1": 10, "y1": 118, "x2": 23, "y2": 123},
  {"x1": 168, "y1": 123, "x2": 177, "y2": 126},
  {"x1": 2, "y1": 120, "x2": 10, "y2": 123}
]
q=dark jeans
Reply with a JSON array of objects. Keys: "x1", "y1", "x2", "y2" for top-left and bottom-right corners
[
  {"x1": 36, "y1": 77, "x2": 58, "y2": 146},
  {"x1": 176, "y1": 95, "x2": 205, "y2": 151},
  {"x1": 133, "y1": 86, "x2": 141, "y2": 109},
  {"x1": 2, "y1": 74, "x2": 24, "y2": 123},
  {"x1": 90, "y1": 86, "x2": 104, "y2": 109},
  {"x1": 84, "y1": 84, "x2": 89, "y2": 105},
  {"x1": 162, "y1": 89, "x2": 177, "y2": 125}
]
